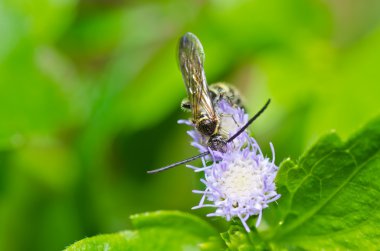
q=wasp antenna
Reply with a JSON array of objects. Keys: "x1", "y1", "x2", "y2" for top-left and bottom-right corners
[
  {"x1": 147, "y1": 151, "x2": 210, "y2": 174},
  {"x1": 227, "y1": 99, "x2": 271, "y2": 143}
]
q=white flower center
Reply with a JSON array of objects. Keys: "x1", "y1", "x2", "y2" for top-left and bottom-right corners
[{"x1": 217, "y1": 156, "x2": 262, "y2": 202}]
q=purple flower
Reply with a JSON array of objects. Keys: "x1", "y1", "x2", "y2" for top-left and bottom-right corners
[
  {"x1": 180, "y1": 99, "x2": 280, "y2": 232},
  {"x1": 191, "y1": 141, "x2": 280, "y2": 232}
]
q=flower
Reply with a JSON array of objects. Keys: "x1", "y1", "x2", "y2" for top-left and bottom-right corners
[
  {"x1": 191, "y1": 141, "x2": 280, "y2": 232},
  {"x1": 180, "y1": 99, "x2": 280, "y2": 232}
]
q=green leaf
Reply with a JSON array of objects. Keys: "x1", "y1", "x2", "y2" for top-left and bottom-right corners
[
  {"x1": 261, "y1": 116, "x2": 380, "y2": 250},
  {"x1": 0, "y1": 0, "x2": 80, "y2": 150},
  {"x1": 3, "y1": 0, "x2": 77, "y2": 43},
  {"x1": 65, "y1": 211, "x2": 218, "y2": 251},
  {"x1": 220, "y1": 223, "x2": 270, "y2": 251}
]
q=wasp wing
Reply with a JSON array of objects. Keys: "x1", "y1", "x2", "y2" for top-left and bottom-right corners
[{"x1": 178, "y1": 33, "x2": 216, "y2": 122}]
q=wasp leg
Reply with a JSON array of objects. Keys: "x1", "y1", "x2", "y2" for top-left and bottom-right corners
[{"x1": 181, "y1": 98, "x2": 191, "y2": 112}]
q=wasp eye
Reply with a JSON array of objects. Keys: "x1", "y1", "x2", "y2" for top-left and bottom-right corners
[{"x1": 209, "y1": 90, "x2": 217, "y2": 100}]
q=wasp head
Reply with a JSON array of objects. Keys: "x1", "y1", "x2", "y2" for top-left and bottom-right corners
[{"x1": 208, "y1": 134, "x2": 228, "y2": 153}]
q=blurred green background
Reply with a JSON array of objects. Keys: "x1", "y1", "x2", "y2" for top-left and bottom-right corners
[{"x1": 0, "y1": 0, "x2": 379, "y2": 250}]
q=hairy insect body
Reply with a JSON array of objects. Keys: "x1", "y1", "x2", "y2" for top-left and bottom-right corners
[
  {"x1": 209, "y1": 83, "x2": 243, "y2": 109},
  {"x1": 181, "y1": 82, "x2": 243, "y2": 111},
  {"x1": 178, "y1": 33, "x2": 246, "y2": 153},
  {"x1": 181, "y1": 82, "x2": 244, "y2": 150}
]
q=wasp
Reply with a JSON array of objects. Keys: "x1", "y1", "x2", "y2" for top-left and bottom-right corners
[
  {"x1": 147, "y1": 33, "x2": 270, "y2": 174},
  {"x1": 181, "y1": 82, "x2": 245, "y2": 146},
  {"x1": 177, "y1": 33, "x2": 246, "y2": 153}
]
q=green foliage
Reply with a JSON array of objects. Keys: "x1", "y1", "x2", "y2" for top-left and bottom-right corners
[
  {"x1": 204, "y1": 116, "x2": 380, "y2": 250},
  {"x1": 1, "y1": 0, "x2": 380, "y2": 250},
  {"x1": 65, "y1": 116, "x2": 380, "y2": 250},
  {"x1": 220, "y1": 224, "x2": 270, "y2": 251},
  {"x1": 261, "y1": 116, "x2": 380, "y2": 249},
  {"x1": 65, "y1": 211, "x2": 218, "y2": 251}
]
